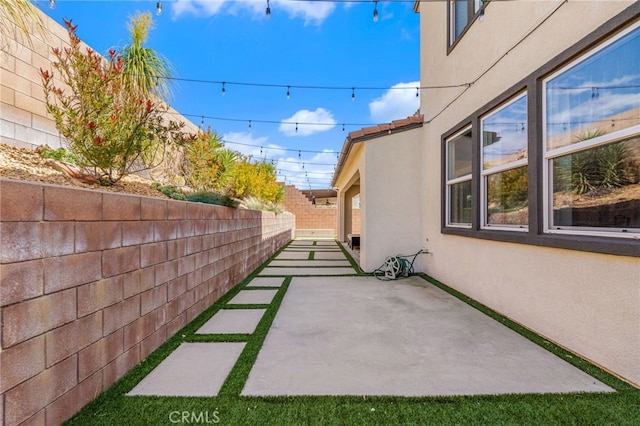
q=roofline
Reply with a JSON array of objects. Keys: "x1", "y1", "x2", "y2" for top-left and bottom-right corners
[{"x1": 330, "y1": 115, "x2": 424, "y2": 187}]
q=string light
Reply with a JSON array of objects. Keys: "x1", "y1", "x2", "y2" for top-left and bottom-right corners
[
  {"x1": 157, "y1": 75, "x2": 456, "y2": 94},
  {"x1": 373, "y1": 0, "x2": 379, "y2": 22},
  {"x1": 266, "y1": 0, "x2": 271, "y2": 19},
  {"x1": 49, "y1": 0, "x2": 55, "y2": 9},
  {"x1": 351, "y1": 87, "x2": 355, "y2": 101},
  {"x1": 286, "y1": 86, "x2": 291, "y2": 99},
  {"x1": 415, "y1": 87, "x2": 419, "y2": 98},
  {"x1": 156, "y1": 1, "x2": 162, "y2": 16},
  {"x1": 221, "y1": 82, "x2": 226, "y2": 96},
  {"x1": 248, "y1": 120, "x2": 252, "y2": 129}
]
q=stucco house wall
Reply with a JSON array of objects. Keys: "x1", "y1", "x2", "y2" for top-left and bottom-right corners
[
  {"x1": 360, "y1": 128, "x2": 423, "y2": 272},
  {"x1": 418, "y1": 0, "x2": 639, "y2": 387}
]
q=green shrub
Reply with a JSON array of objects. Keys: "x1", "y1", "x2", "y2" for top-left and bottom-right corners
[
  {"x1": 186, "y1": 191, "x2": 239, "y2": 208},
  {"x1": 151, "y1": 182, "x2": 186, "y2": 200},
  {"x1": 39, "y1": 146, "x2": 76, "y2": 164},
  {"x1": 181, "y1": 129, "x2": 238, "y2": 192}
]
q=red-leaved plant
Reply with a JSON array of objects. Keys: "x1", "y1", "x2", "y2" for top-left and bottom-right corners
[{"x1": 41, "y1": 19, "x2": 185, "y2": 185}]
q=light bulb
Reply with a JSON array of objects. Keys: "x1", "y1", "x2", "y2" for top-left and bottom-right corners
[
  {"x1": 373, "y1": 9, "x2": 378, "y2": 23},
  {"x1": 266, "y1": 0, "x2": 271, "y2": 19},
  {"x1": 49, "y1": 0, "x2": 55, "y2": 9},
  {"x1": 156, "y1": 1, "x2": 162, "y2": 16}
]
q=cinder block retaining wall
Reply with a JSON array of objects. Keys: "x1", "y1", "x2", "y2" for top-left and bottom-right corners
[
  {"x1": 282, "y1": 185, "x2": 360, "y2": 235},
  {"x1": 0, "y1": 178, "x2": 294, "y2": 425}
]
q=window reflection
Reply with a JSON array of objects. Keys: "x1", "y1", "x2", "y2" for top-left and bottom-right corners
[
  {"x1": 545, "y1": 27, "x2": 640, "y2": 150},
  {"x1": 487, "y1": 166, "x2": 528, "y2": 226},
  {"x1": 552, "y1": 137, "x2": 640, "y2": 229}
]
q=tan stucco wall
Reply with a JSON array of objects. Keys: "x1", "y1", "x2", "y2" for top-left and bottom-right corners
[
  {"x1": 360, "y1": 129, "x2": 423, "y2": 272},
  {"x1": 419, "y1": 1, "x2": 640, "y2": 386},
  {"x1": 335, "y1": 142, "x2": 364, "y2": 242}
]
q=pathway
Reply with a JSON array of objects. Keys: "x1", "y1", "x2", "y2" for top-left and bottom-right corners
[{"x1": 129, "y1": 238, "x2": 612, "y2": 397}]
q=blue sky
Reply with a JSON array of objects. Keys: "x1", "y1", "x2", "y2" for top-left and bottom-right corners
[{"x1": 40, "y1": 0, "x2": 420, "y2": 189}]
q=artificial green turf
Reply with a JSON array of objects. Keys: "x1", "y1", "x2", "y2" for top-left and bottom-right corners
[{"x1": 65, "y1": 240, "x2": 640, "y2": 426}]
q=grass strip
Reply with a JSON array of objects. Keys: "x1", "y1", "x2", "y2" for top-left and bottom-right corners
[
  {"x1": 187, "y1": 334, "x2": 252, "y2": 343},
  {"x1": 218, "y1": 276, "x2": 292, "y2": 396},
  {"x1": 337, "y1": 241, "x2": 365, "y2": 274},
  {"x1": 222, "y1": 304, "x2": 271, "y2": 310}
]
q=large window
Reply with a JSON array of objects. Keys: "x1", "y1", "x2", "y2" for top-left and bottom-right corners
[
  {"x1": 481, "y1": 94, "x2": 528, "y2": 229},
  {"x1": 449, "y1": 0, "x2": 483, "y2": 46},
  {"x1": 442, "y1": 11, "x2": 640, "y2": 256},
  {"x1": 446, "y1": 127, "x2": 473, "y2": 227},
  {"x1": 543, "y1": 23, "x2": 640, "y2": 236}
]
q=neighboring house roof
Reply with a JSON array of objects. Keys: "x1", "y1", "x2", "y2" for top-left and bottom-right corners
[{"x1": 331, "y1": 113, "x2": 424, "y2": 187}]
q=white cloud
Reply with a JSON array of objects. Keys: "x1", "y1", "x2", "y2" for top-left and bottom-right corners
[
  {"x1": 369, "y1": 81, "x2": 420, "y2": 123},
  {"x1": 172, "y1": 0, "x2": 225, "y2": 18},
  {"x1": 221, "y1": 131, "x2": 278, "y2": 158},
  {"x1": 279, "y1": 108, "x2": 336, "y2": 137},
  {"x1": 172, "y1": 0, "x2": 334, "y2": 25}
]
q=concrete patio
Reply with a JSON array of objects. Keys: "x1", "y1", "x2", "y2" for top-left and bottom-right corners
[{"x1": 129, "y1": 239, "x2": 612, "y2": 398}]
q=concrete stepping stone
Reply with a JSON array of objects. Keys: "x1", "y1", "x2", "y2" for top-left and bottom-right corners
[
  {"x1": 275, "y1": 251, "x2": 310, "y2": 260},
  {"x1": 269, "y1": 260, "x2": 351, "y2": 267},
  {"x1": 246, "y1": 277, "x2": 285, "y2": 287},
  {"x1": 259, "y1": 267, "x2": 354, "y2": 276},
  {"x1": 315, "y1": 241, "x2": 338, "y2": 246},
  {"x1": 228, "y1": 289, "x2": 278, "y2": 304},
  {"x1": 313, "y1": 251, "x2": 347, "y2": 260},
  {"x1": 129, "y1": 342, "x2": 244, "y2": 396},
  {"x1": 197, "y1": 309, "x2": 266, "y2": 334}
]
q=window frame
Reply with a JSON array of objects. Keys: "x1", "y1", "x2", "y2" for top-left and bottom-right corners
[
  {"x1": 440, "y1": 5, "x2": 640, "y2": 258},
  {"x1": 448, "y1": 0, "x2": 484, "y2": 50},
  {"x1": 445, "y1": 126, "x2": 474, "y2": 228},
  {"x1": 480, "y1": 92, "x2": 529, "y2": 232},
  {"x1": 542, "y1": 21, "x2": 640, "y2": 239}
]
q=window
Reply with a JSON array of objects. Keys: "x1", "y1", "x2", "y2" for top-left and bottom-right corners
[
  {"x1": 446, "y1": 127, "x2": 473, "y2": 227},
  {"x1": 543, "y1": 23, "x2": 640, "y2": 236},
  {"x1": 481, "y1": 94, "x2": 528, "y2": 229},
  {"x1": 449, "y1": 0, "x2": 483, "y2": 46}
]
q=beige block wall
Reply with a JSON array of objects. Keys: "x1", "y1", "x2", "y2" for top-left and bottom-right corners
[
  {"x1": 0, "y1": 7, "x2": 199, "y2": 150},
  {"x1": 419, "y1": 1, "x2": 639, "y2": 387},
  {"x1": 0, "y1": 178, "x2": 294, "y2": 425}
]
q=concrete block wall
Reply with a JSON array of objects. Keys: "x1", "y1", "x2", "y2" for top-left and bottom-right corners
[
  {"x1": 0, "y1": 178, "x2": 294, "y2": 425},
  {"x1": 283, "y1": 185, "x2": 360, "y2": 235},
  {"x1": 0, "y1": 6, "x2": 199, "y2": 150}
]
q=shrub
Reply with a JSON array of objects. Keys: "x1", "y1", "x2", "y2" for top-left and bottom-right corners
[
  {"x1": 41, "y1": 19, "x2": 186, "y2": 186},
  {"x1": 186, "y1": 191, "x2": 239, "y2": 208},
  {"x1": 230, "y1": 157, "x2": 283, "y2": 204},
  {"x1": 151, "y1": 182, "x2": 186, "y2": 200},
  {"x1": 181, "y1": 129, "x2": 238, "y2": 192},
  {"x1": 38, "y1": 146, "x2": 77, "y2": 164}
]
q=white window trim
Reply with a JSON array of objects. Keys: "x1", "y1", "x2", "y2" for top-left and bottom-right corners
[
  {"x1": 480, "y1": 93, "x2": 529, "y2": 231},
  {"x1": 542, "y1": 22, "x2": 640, "y2": 237},
  {"x1": 446, "y1": 126, "x2": 473, "y2": 228}
]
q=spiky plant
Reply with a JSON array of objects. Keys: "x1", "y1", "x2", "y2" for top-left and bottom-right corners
[
  {"x1": 119, "y1": 12, "x2": 173, "y2": 102},
  {"x1": 0, "y1": 0, "x2": 46, "y2": 50}
]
